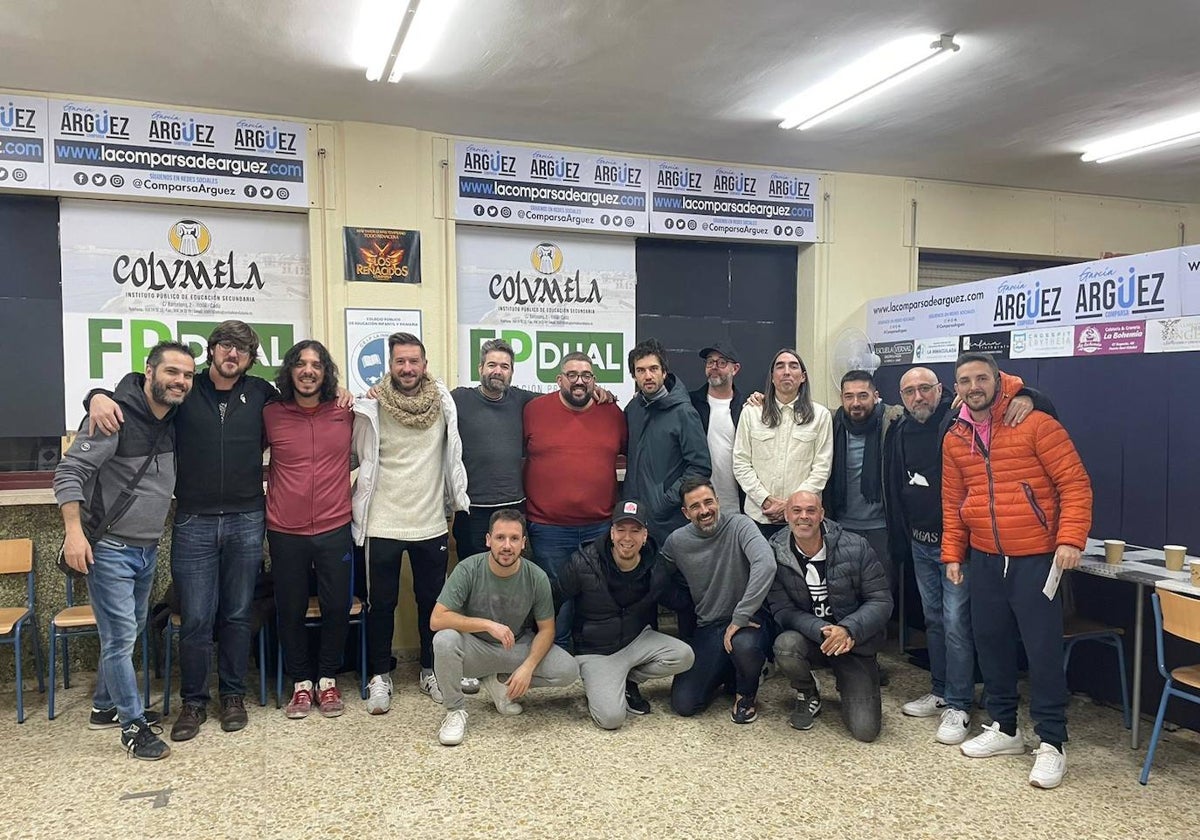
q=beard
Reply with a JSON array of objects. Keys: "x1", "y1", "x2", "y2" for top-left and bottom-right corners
[
  {"x1": 150, "y1": 378, "x2": 187, "y2": 406},
  {"x1": 707, "y1": 372, "x2": 730, "y2": 389},
  {"x1": 482, "y1": 373, "x2": 509, "y2": 395},
  {"x1": 562, "y1": 386, "x2": 591, "y2": 407}
]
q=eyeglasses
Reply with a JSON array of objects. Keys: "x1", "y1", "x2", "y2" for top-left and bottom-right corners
[
  {"x1": 561, "y1": 371, "x2": 595, "y2": 383},
  {"x1": 899, "y1": 383, "x2": 938, "y2": 398},
  {"x1": 216, "y1": 340, "x2": 250, "y2": 355},
  {"x1": 704, "y1": 358, "x2": 732, "y2": 369}
]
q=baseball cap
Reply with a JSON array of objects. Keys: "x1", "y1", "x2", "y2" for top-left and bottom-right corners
[
  {"x1": 612, "y1": 499, "x2": 648, "y2": 528},
  {"x1": 698, "y1": 341, "x2": 739, "y2": 364}
]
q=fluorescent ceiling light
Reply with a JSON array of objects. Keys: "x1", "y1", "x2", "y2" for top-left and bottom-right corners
[
  {"x1": 777, "y1": 34, "x2": 960, "y2": 130},
  {"x1": 352, "y1": 0, "x2": 458, "y2": 84},
  {"x1": 1080, "y1": 112, "x2": 1200, "y2": 163}
]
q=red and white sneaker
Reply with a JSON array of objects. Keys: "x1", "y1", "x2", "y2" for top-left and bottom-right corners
[
  {"x1": 285, "y1": 682, "x2": 314, "y2": 719},
  {"x1": 317, "y1": 679, "x2": 344, "y2": 718}
]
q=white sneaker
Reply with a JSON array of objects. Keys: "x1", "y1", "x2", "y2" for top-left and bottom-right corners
[
  {"x1": 438, "y1": 709, "x2": 469, "y2": 746},
  {"x1": 935, "y1": 708, "x2": 971, "y2": 745},
  {"x1": 902, "y1": 693, "x2": 947, "y2": 718},
  {"x1": 365, "y1": 674, "x2": 393, "y2": 715},
  {"x1": 419, "y1": 670, "x2": 444, "y2": 704},
  {"x1": 1029, "y1": 743, "x2": 1066, "y2": 789},
  {"x1": 961, "y1": 721, "x2": 1025, "y2": 758},
  {"x1": 461, "y1": 677, "x2": 480, "y2": 695},
  {"x1": 481, "y1": 674, "x2": 523, "y2": 716}
]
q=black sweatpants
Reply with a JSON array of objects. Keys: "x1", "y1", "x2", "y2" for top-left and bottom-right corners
[
  {"x1": 268, "y1": 524, "x2": 354, "y2": 683},
  {"x1": 365, "y1": 534, "x2": 449, "y2": 672}
]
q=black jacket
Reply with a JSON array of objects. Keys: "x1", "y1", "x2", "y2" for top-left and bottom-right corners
[
  {"x1": 623, "y1": 373, "x2": 712, "y2": 545},
  {"x1": 766, "y1": 520, "x2": 892, "y2": 655},
  {"x1": 554, "y1": 533, "x2": 689, "y2": 655},
  {"x1": 882, "y1": 385, "x2": 1056, "y2": 572},
  {"x1": 688, "y1": 383, "x2": 747, "y2": 432}
]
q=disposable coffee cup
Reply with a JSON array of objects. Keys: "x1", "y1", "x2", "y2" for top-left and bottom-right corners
[
  {"x1": 1104, "y1": 539, "x2": 1125, "y2": 564},
  {"x1": 1191, "y1": 560, "x2": 1200, "y2": 588},
  {"x1": 1164, "y1": 545, "x2": 1187, "y2": 572}
]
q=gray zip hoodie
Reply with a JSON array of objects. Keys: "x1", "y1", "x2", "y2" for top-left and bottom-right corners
[{"x1": 54, "y1": 375, "x2": 179, "y2": 546}]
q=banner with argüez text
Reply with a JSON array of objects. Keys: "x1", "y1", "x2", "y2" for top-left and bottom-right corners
[
  {"x1": 59, "y1": 200, "x2": 310, "y2": 426},
  {"x1": 456, "y1": 226, "x2": 637, "y2": 404},
  {"x1": 0, "y1": 94, "x2": 50, "y2": 189},
  {"x1": 49, "y1": 99, "x2": 309, "y2": 208}
]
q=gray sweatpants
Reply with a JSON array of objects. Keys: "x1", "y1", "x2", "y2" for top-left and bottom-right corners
[
  {"x1": 576, "y1": 627, "x2": 695, "y2": 730},
  {"x1": 433, "y1": 628, "x2": 580, "y2": 712}
]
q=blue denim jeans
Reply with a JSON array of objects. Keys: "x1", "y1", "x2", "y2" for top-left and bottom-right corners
[
  {"x1": 911, "y1": 540, "x2": 974, "y2": 711},
  {"x1": 527, "y1": 520, "x2": 610, "y2": 650},
  {"x1": 171, "y1": 511, "x2": 265, "y2": 704},
  {"x1": 88, "y1": 538, "x2": 156, "y2": 726}
]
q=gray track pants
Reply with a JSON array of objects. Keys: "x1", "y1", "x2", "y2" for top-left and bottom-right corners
[
  {"x1": 576, "y1": 627, "x2": 695, "y2": 730},
  {"x1": 433, "y1": 629, "x2": 580, "y2": 712}
]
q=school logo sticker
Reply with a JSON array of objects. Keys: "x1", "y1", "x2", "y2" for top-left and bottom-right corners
[
  {"x1": 168, "y1": 220, "x2": 211, "y2": 257},
  {"x1": 530, "y1": 242, "x2": 564, "y2": 275}
]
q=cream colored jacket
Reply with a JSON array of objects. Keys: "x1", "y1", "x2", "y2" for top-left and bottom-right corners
[{"x1": 732, "y1": 400, "x2": 833, "y2": 523}]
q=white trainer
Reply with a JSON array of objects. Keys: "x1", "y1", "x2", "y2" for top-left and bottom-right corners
[
  {"x1": 419, "y1": 670, "x2": 444, "y2": 704},
  {"x1": 902, "y1": 693, "x2": 947, "y2": 718},
  {"x1": 1029, "y1": 743, "x2": 1066, "y2": 789},
  {"x1": 438, "y1": 709, "x2": 469, "y2": 746},
  {"x1": 481, "y1": 674, "x2": 523, "y2": 716},
  {"x1": 461, "y1": 677, "x2": 480, "y2": 695},
  {"x1": 961, "y1": 721, "x2": 1026, "y2": 758},
  {"x1": 365, "y1": 673, "x2": 393, "y2": 715},
  {"x1": 935, "y1": 708, "x2": 971, "y2": 745}
]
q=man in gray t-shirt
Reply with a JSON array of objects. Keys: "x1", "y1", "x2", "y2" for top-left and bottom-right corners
[{"x1": 430, "y1": 509, "x2": 580, "y2": 746}]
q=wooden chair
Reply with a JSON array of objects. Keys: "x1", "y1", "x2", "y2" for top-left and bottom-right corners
[
  {"x1": 1139, "y1": 590, "x2": 1200, "y2": 784},
  {"x1": 48, "y1": 567, "x2": 150, "y2": 720},
  {"x1": 1062, "y1": 573, "x2": 1131, "y2": 728},
  {"x1": 0, "y1": 539, "x2": 46, "y2": 722},
  {"x1": 275, "y1": 596, "x2": 368, "y2": 707}
]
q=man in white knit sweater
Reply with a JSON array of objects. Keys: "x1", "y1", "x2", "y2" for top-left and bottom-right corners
[{"x1": 352, "y1": 332, "x2": 470, "y2": 714}]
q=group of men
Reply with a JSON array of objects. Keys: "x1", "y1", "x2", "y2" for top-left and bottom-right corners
[{"x1": 55, "y1": 321, "x2": 1092, "y2": 791}]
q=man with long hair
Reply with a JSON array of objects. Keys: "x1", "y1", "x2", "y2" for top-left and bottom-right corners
[
  {"x1": 264, "y1": 340, "x2": 357, "y2": 719},
  {"x1": 733, "y1": 349, "x2": 833, "y2": 538}
]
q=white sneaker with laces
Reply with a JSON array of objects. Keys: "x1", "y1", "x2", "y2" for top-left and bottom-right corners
[
  {"x1": 481, "y1": 674, "x2": 523, "y2": 716},
  {"x1": 1029, "y1": 743, "x2": 1066, "y2": 789},
  {"x1": 961, "y1": 721, "x2": 1025, "y2": 758},
  {"x1": 366, "y1": 673, "x2": 393, "y2": 715},
  {"x1": 461, "y1": 677, "x2": 480, "y2": 695},
  {"x1": 902, "y1": 693, "x2": 947, "y2": 718},
  {"x1": 438, "y1": 709, "x2": 469, "y2": 746},
  {"x1": 935, "y1": 708, "x2": 971, "y2": 744},
  {"x1": 419, "y1": 670, "x2": 444, "y2": 704}
]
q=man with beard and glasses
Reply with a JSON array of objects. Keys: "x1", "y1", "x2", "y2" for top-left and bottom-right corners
[
  {"x1": 55, "y1": 341, "x2": 195, "y2": 760},
  {"x1": 87, "y1": 321, "x2": 352, "y2": 741},
  {"x1": 661, "y1": 477, "x2": 776, "y2": 724},
  {"x1": 555, "y1": 500, "x2": 694, "y2": 729},
  {"x1": 353, "y1": 332, "x2": 470, "y2": 713},
  {"x1": 885, "y1": 366, "x2": 1051, "y2": 746},
  {"x1": 263, "y1": 341, "x2": 357, "y2": 720},
  {"x1": 689, "y1": 341, "x2": 748, "y2": 515},
  {"x1": 430, "y1": 509, "x2": 580, "y2": 746},
  {"x1": 523, "y1": 352, "x2": 627, "y2": 650},
  {"x1": 942, "y1": 352, "x2": 1091, "y2": 790}
]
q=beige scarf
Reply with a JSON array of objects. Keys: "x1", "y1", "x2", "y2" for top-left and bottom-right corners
[{"x1": 376, "y1": 373, "x2": 442, "y2": 429}]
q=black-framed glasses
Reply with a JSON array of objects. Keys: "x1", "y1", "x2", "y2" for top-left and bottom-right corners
[
  {"x1": 899, "y1": 383, "x2": 938, "y2": 398},
  {"x1": 216, "y1": 340, "x2": 250, "y2": 355},
  {"x1": 561, "y1": 371, "x2": 595, "y2": 383},
  {"x1": 704, "y1": 358, "x2": 732, "y2": 369}
]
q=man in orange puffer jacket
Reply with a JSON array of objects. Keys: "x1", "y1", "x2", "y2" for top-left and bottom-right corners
[{"x1": 941, "y1": 352, "x2": 1092, "y2": 791}]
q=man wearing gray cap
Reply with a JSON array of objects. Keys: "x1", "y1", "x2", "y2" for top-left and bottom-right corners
[
  {"x1": 555, "y1": 499, "x2": 695, "y2": 729},
  {"x1": 690, "y1": 341, "x2": 747, "y2": 516}
]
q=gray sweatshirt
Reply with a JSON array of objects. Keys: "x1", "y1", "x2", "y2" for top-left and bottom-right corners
[
  {"x1": 661, "y1": 512, "x2": 777, "y2": 627},
  {"x1": 54, "y1": 376, "x2": 179, "y2": 547}
]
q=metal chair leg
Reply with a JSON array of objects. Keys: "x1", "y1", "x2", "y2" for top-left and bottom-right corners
[
  {"x1": 15, "y1": 625, "x2": 25, "y2": 724},
  {"x1": 48, "y1": 630, "x2": 59, "y2": 720},
  {"x1": 32, "y1": 618, "x2": 45, "y2": 693},
  {"x1": 1113, "y1": 639, "x2": 1132, "y2": 730},
  {"x1": 62, "y1": 636, "x2": 71, "y2": 689},
  {"x1": 1140, "y1": 681, "x2": 1173, "y2": 784},
  {"x1": 162, "y1": 625, "x2": 174, "y2": 717},
  {"x1": 258, "y1": 626, "x2": 268, "y2": 707},
  {"x1": 359, "y1": 621, "x2": 368, "y2": 700},
  {"x1": 142, "y1": 624, "x2": 151, "y2": 710}
]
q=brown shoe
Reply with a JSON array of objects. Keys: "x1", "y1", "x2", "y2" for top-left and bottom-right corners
[
  {"x1": 170, "y1": 702, "x2": 207, "y2": 742},
  {"x1": 220, "y1": 695, "x2": 248, "y2": 732}
]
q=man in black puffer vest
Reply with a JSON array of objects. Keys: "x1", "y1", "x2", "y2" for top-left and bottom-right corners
[
  {"x1": 555, "y1": 500, "x2": 695, "y2": 729},
  {"x1": 768, "y1": 490, "x2": 892, "y2": 742}
]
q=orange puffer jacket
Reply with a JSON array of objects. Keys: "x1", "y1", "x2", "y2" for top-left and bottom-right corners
[{"x1": 941, "y1": 371, "x2": 1092, "y2": 561}]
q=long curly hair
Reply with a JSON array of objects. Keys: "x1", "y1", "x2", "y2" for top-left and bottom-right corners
[{"x1": 276, "y1": 339, "x2": 339, "y2": 403}]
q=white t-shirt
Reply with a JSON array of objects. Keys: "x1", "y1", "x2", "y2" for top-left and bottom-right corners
[{"x1": 707, "y1": 395, "x2": 741, "y2": 514}]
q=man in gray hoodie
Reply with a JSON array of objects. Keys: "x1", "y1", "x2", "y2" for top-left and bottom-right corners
[
  {"x1": 54, "y1": 341, "x2": 195, "y2": 760},
  {"x1": 661, "y1": 477, "x2": 776, "y2": 724}
]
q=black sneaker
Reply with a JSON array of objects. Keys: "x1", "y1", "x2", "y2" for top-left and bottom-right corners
[
  {"x1": 220, "y1": 695, "x2": 248, "y2": 732},
  {"x1": 89, "y1": 706, "x2": 162, "y2": 730},
  {"x1": 789, "y1": 689, "x2": 822, "y2": 731},
  {"x1": 731, "y1": 695, "x2": 758, "y2": 724},
  {"x1": 121, "y1": 718, "x2": 171, "y2": 761},
  {"x1": 624, "y1": 681, "x2": 651, "y2": 715},
  {"x1": 170, "y1": 702, "x2": 207, "y2": 742}
]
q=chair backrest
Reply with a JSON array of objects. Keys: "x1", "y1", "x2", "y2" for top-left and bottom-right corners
[
  {"x1": 0, "y1": 539, "x2": 33, "y2": 575},
  {"x1": 1159, "y1": 590, "x2": 1200, "y2": 645}
]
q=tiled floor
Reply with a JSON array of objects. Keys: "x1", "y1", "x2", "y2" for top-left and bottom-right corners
[{"x1": 2, "y1": 651, "x2": 1198, "y2": 840}]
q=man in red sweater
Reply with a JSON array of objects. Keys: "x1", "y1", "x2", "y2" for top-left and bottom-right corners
[
  {"x1": 263, "y1": 340, "x2": 357, "y2": 719},
  {"x1": 524, "y1": 351, "x2": 628, "y2": 649}
]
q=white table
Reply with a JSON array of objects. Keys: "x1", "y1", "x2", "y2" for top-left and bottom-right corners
[{"x1": 1077, "y1": 538, "x2": 1198, "y2": 749}]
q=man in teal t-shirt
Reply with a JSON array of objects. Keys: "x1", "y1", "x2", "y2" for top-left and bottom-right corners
[{"x1": 431, "y1": 509, "x2": 580, "y2": 746}]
